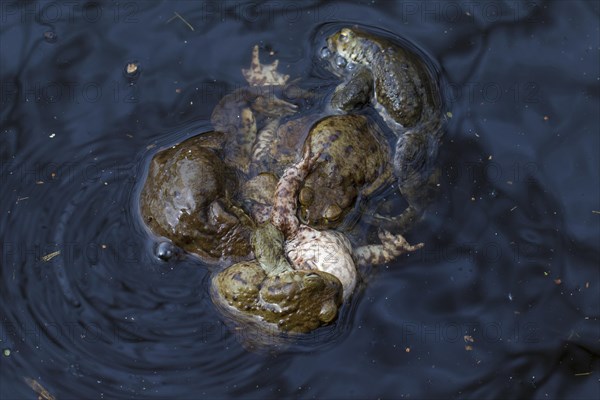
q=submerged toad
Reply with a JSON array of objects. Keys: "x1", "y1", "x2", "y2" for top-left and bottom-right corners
[
  {"x1": 210, "y1": 45, "x2": 303, "y2": 175},
  {"x1": 323, "y1": 26, "x2": 445, "y2": 225}
]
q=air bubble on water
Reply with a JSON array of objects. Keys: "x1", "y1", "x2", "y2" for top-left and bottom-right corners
[
  {"x1": 320, "y1": 47, "x2": 331, "y2": 59},
  {"x1": 335, "y1": 56, "x2": 347, "y2": 68},
  {"x1": 155, "y1": 241, "x2": 179, "y2": 261}
]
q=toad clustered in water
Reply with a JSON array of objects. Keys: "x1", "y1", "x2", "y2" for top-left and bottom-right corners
[{"x1": 139, "y1": 26, "x2": 444, "y2": 344}]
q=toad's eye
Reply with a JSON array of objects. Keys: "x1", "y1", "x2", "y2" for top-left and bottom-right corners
[
  {"x1": 339, "y1": 29, "x2": 352, "y2": 42},
  {"x1": 299, "y1": 187, "x2": 314, "y2": 206},
  {"x1": 304, "y1": 273, "x2": 324, "y2": 288},
  {"x1": 323, "y1": 204, "x2": 342, "y2": 222}
]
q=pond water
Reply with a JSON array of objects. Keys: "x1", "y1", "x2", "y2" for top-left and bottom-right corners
[{"x1": 1, "y1": 1, "x2": 598, "y2": 399}]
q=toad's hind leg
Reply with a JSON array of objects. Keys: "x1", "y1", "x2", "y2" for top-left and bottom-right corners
[
  {"x1": 393, "y1": 115, "x2": 443, "y2": 215},
  {"x1": 271, "y1": 147, "x2": 320, "y2": 238},
  {"x1": 354, "y1": 230, "x2": 423, "y2": 266},
  {"x1": 367, "y1": 164, "x2": 440, "y2": 234}
]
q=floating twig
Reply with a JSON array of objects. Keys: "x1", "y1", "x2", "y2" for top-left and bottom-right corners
[
  {"x1": 24, "y1": 377, "x2": 56, "y2": 400},
  {"x1": 41, "y1": 251, "x2": 60, "y2": 262},
  {"x1": 167, "y1": 11, "x2": 195, "y2": 31}
]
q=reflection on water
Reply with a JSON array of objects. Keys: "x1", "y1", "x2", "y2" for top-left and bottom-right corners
[{"x1": 1, "y1": 1, "x2": 598, "y2": 399}]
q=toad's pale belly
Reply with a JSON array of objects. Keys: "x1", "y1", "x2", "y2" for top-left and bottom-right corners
[{"x1": 285, "y1": 225, "x2": 357, "y2": 300}]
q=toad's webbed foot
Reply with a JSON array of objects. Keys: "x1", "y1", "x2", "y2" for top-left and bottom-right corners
[
  {"x1": 361, "y1": 204, "x2": 421, "y2": 235},
  {"x1": 251, "y1": 95, "x2": 297, "y2": 119},
  {"x1": 242, "y1": 45, "x2": 290, "y2": 86},
  {"x1": 354, "y1": 230, "x2": 423, "y2": 266}
]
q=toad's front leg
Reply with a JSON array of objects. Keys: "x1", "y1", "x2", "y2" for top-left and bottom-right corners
[{"x1": 330, "y1": 66, "x2": 374, "y2": 112}]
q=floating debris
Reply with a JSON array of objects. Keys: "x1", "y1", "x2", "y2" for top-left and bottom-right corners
[
  {"x1": 24, "y1": 377, "x2": 56, "y2": 400},
  {"x1": 124, "y1": 61, "x2": 141, "y2": 82},
  {"x1": 167, "y1": 11, "x2": 195, "y2": 31},
  {"x1": 126, "y1": 63, "x2": 138, "y2": 75},
  {"x1": 43, "y1": 31, "x2": 57, "y2": 43},
  {"x1": 464, "y1": 335, "x2": 475, "y2": 351},
  {"x1": 3, "y1": 348, "x2": 10, "y2": 357},
  {"x1": 41, "y1": 251, "x2": 60, "y2": 262}
]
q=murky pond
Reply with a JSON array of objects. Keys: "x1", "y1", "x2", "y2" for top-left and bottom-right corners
[{"x1": 1, "y1": 1, "x2": 598, "y2": 399}]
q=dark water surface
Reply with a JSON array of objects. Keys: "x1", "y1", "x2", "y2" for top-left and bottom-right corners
[{"x1": 1, "y1": 1, "x2": 599, "y2": 399}]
